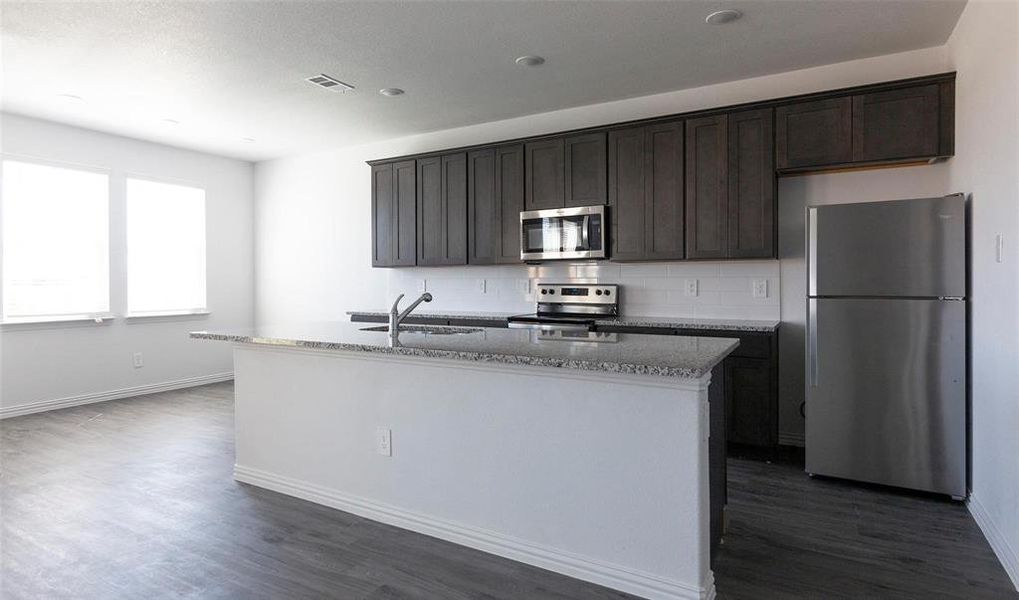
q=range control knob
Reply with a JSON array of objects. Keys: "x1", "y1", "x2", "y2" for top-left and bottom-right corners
[
  {"x1": 549, "y1": 289, "x2": 556, "y2": 295},
  {"x1": 540, "y1": 289, "x2": 547, "y2": 295},
  {"x1": 595, "y1": 289, "x2": 603, "y2": 296},
  {"x1": 603, "y1": 289, "x2": 611, "y2": 295}
]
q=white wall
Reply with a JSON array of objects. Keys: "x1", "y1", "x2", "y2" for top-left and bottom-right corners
[
  {"x1": 0, "y1": 114, "x2": 254, "y2": 415},
  {"x1": 255, "y1": 45, "x2": 951, "y2": 327},
  {"x1": 944, "y1": 0, "x2": 1019, "y2": 589}
]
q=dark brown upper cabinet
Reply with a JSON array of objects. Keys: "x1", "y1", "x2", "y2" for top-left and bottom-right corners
[
  {"x1": 369, "y1": 73, "x2": 954, "y2": 267},
  {"x1": 526, "y1": 132, "x2": 606, "y2": 210},
  {"x1": 775, "y1": 97, "x2": 852, "y2": 171},
  {"x1": 467, "y1": 145, "x2": 524, "y2": 264},
  {"x1": 728, "y1": 108, "x2": 776, "y2": 259},
  {"x1": 853, "y1": 84, "x2": 940, "y2": 162},
  {"x1": 416, "y1": 152, "x2": 467, "y2": 266},
  {"x1": 608, "y1": 121, "x2": 684, "y2": 261},
  {"x1": 371, "y1": 160, "x2": 416, "y2": 267},
  {"x1": 686, "y1": 114, "x2": 729, "y2": 259},
  {"x1": 564, "y1": 132, "x2": 607, "y2": 207},
  {"x1": 524, "y1": 138, "x2": 564, "y2": 210}
]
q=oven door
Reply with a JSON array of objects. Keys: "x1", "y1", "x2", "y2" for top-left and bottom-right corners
[{"x1": 520, "y1": 206, "x2": 605, "y2": 260}]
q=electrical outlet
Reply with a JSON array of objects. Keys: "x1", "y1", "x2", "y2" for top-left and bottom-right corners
[
  {"x1": 478, "y1": 279, "x2": 487, "y2": 294},
  {"x1": 996, "y1": 234, "x2": 1005, "y2": 263},
  {"x1": 376, "y1": 427, "x2": 392, "y2": 456},
  {"x1": 417, "y1": 279, "x2": 427, "y2": 293},
  {"x1": 517, "y1": 279, "x2": 530, "y2": 294},
  {"x1": 684, "y1": 279, "x2": 698, "y2": 297},
  {"x1": 752, "y1": 279, "x2": 769, "y2": 298},
  {"x1": 132, "y1": 352, "x2": 144, "y2": 368}
]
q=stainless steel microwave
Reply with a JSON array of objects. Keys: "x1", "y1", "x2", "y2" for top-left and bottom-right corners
[{"x1": 520, "y1": 205, "x2": 606, "y2": 261}]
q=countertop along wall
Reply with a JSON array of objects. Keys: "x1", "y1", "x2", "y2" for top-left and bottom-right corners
[
  {"x1": 0, "y1": 114, "x2": 255, "y2": 416},
  {"x1": 255, "y1": 44, "x2": 952, "y2": 442}
]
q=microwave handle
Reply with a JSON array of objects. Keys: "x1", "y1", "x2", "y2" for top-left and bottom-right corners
[{"x1": 581, "y1": 215, "x2": 589, "y2": 249}]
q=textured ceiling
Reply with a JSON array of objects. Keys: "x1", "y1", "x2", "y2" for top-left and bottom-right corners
[{"x1": 1, "y1": 1, "x2": 966, "y2": 161}]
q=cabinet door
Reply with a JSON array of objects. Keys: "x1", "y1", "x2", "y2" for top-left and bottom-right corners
[
  {"x1": 775, "y1": 97, "x2": 852, "y2": 170},
  {"x1": 494, "y1": 145, "x2": 524, "y2": 263},
  {"x1": 728, "y1": 109, "x2": 775, "y2": 259},
  {"x1": 468, "y1": 146, "x2": 523, "y2": 264},
  {"x1": 725, "y1": 357, "x2": 776, "y2": 447},
  {"x1": 442, "y1": 152, "x2": 468, "y2": 264},
  {"x1": 645, "y1": 121, "x2": 685, "y2": 260},
  {"x1": 372, "y1": 161, "x2": 416, "y2": 267},
  {"x1": 417, "y1": 153, "x2": 467, "y2": 266},
  {"x1": 564, "y1": 132, "x2": 607, "y2": 207},
  {"x1": 525, "y1": 138, "x2": 564, "y2": 210},
  {"x1": 371, "y1": 163, "x2": 395, "y2": 267},
  {"x1": 467, "y1": 148, "x2": 497, "y2": 264},
  {"x1": 393, "y1": 160, "x2": 417, "y2": 266},
  {"x1": 685, "y1": 115, "x2": 728, "y2": 259},
  {"x1": 607, "y1": 126, "x2": 646, "y2": 261},
  {"x1": 853, "y1": 84, "x2": 940, "y2": 162}
]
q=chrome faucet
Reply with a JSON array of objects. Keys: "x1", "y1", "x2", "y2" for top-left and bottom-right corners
[{"x1": 388, "y1": 292, "x2": 433, "y2": 341}]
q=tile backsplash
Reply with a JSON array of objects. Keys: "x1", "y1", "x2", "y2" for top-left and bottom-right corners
[{"x1": 387, "y1": 260, "x2": 780, "y2": 321}]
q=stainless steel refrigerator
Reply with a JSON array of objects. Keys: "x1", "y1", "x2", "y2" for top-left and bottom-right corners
[{"x1": 805, "y1": 194, "x2": 967, "y2": 499}]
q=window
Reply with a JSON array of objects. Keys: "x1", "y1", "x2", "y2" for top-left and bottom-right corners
[
  {"x1": 1, "y1": 160, "x2": 110, "y2": 322},
  {"x1": 126, "y1": 178, "x2": 206, "y2": 316}
]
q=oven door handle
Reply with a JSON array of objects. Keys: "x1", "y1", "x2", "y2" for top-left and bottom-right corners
[{"x1": 508, "y1": 322, "x2": 592, "y2": 331}]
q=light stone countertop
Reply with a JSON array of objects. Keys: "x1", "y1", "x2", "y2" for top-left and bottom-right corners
[
  {"x1": 191, "y1": 321, "x2": 739, "y2": 380},
  {"x1": 347, "y1": 310, "x2": 779, "y2": 333}
]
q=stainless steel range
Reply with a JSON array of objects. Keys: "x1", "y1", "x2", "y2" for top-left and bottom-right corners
[{"x1": 508, "y1": 283, "x2": 618, "y2": 331}]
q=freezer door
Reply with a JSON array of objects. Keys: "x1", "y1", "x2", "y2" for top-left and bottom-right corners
[
  {"x1": 808, "y1": 195, "x2": 966, "y2": 297},
  {"x1": 805, "y1": 298, "x2": 966, "y2": 497}
]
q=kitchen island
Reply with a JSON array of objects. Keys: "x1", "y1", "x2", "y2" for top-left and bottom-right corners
[{"x1": 190, "y1": 322, "x2": 738, "y2": 600}]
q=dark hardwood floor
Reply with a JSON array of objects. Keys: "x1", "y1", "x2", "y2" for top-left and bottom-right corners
[{"x1": 1, "y1": 382, "x2": 1015, "y2": 599}]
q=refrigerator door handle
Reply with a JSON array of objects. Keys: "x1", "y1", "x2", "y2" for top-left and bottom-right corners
[{"x1": 808, "y1": 298, "x2": 819, "y2": 387}]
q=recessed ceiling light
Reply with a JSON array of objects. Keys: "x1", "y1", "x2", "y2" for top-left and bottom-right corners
[
  {"x1": 242, "y1": 137, "x2": 256, "y2": 143},
  {"x1": 379, "y1": 88, "x2": 405, "y2": 97},
  {"x1": 57, "y1": 93, "x2": 85, "y2": 104},
  {"x1": 514, "y1": 55, "x2": 545, "y2": 67},
  {"x1": 161, "y1": 118, "x2": 180, "y2": 126},
  {"x1": 705, "y1": 9, "x2": 742, "y2": 25}
]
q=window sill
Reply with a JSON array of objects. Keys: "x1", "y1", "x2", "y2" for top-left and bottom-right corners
[
  {"x1": 125, "y1": 310, "x2": 210, "y2": 321},
  {"x1": 1, "y1": 314, "x2": 115, "y2": 327}
]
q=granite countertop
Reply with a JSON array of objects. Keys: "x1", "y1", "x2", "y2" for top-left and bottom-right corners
[
  {"x1": 347, "y1": 310, "x2": 516, "y2": 322},
  {"x1": 347, "y1": 310, "x2": 778, "y2": 333},
  {"x1": 191, "y1": 321, "x2": 739, "y2": 380}
]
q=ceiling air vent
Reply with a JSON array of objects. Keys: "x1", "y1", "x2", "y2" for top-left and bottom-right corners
[{"x1": 305, "y1": 74, "x2": 355, "y2": 93}]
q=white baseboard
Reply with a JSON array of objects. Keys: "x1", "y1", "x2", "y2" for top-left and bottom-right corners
[
  {"x1": 778, "y1": 431, "x2": 805, "y2": 447},
  {"x1": 234, "y1": 464, "x2": 715, "y2": 600},
  {"x1": 0, "y1": 372, "x2": 234, "y2": 419},
  {"x1": 968, "y1": 493, "x2": 1019, "y2": 591}
]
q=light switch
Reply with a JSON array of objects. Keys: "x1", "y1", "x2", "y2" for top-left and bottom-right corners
[
  {"x1": 418, "y1": 279, "x2": 427, "y2": 293},
  {"x1": 376, "y1": 427, "x2": 392, "y2": 457},
  {"x1": 684, "y1": 279, "x2": 698, "y2": 297},
  {"x1": 996, "y1": 234, "x2": 1005, "y2": 264},
  {"x1": 752, "y1": 279, "x2": 769, "y2": 298},
  {"x1": 478, "y1": 279, "x2": 487, "y2": 294}
]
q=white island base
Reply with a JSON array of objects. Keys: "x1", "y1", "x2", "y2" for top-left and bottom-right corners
[{"x1": 231, "y1": 344, "x2": 717, "y2": 600}]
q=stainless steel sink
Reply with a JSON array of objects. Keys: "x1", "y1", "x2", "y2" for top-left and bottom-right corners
[{"x1": 359, "y1": 325, "x2": 482, "y2": 335}]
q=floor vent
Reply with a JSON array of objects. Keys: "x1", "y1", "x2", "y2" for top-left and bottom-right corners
[{"x1": 305, "y1": 74, "x2": 355, "y2": 93}]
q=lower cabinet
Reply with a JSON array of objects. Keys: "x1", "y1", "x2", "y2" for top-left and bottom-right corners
[
  {"x1": 598, "y1": 325, "x2": 779, "y2": 449},
  {"x1": 724, "y1": 357, "x2": 777, "y2": 447}
]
